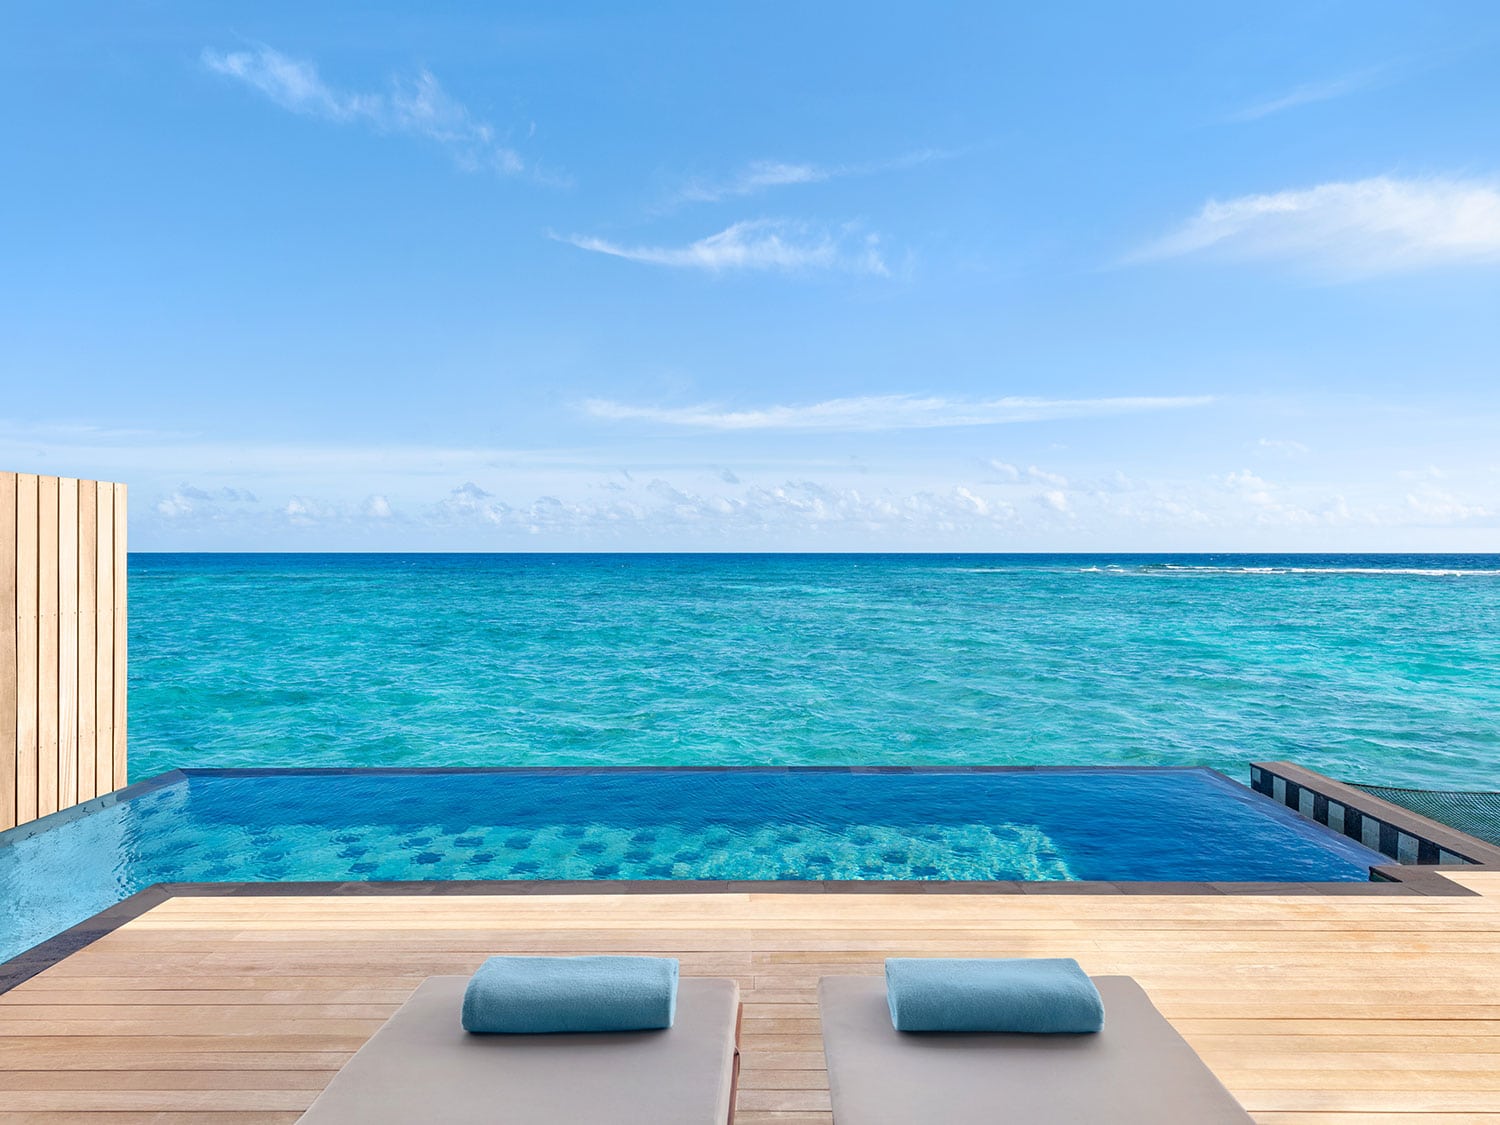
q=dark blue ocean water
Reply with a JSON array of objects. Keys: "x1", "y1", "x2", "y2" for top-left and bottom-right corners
[{"x1": 129, "y1": 553, "x2": 1500, "y2": 790}]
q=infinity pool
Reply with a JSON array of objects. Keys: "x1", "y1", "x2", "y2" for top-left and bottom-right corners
[{"x1": 0, "y1": 767, "x2": 1387, "y2": 965}]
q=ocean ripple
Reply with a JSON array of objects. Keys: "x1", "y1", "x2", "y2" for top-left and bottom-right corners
[{"x1": 128, "y1": 553, "x2": 1500, "y2": 790}]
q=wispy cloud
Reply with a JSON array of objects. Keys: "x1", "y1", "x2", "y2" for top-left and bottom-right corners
[
  {"x1": 673, "y1": 148, "x2": 958, "y2": 205},
  {"x1": 582, "y1": 393, "x2": 1213, "y2": 432},
  {"x1": 201, "y1": 45, "x2": 532, "y2": 177},
  {"x1": 1229, "y1": 72, "x2": 1377, "y2": 122},
  {"x1": 1132, "y1": 176, "x2": 1500, "y2": 278},
  {"x1": 560, "y1": 220, "x2": 889, "y2": 275},
  {"x1": 677, "y1": 161, "x2": 828, "y2": 203},
  {"x1": 989, "y1": 462, "x2": 1069, "y2": 488}
]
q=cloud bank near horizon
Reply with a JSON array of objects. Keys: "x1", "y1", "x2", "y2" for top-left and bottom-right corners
[{"x1": 132, "y1": 465, "x2": 1495, "y2": 553}]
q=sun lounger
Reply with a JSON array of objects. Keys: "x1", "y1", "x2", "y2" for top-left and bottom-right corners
[
  {"x1": 298, "y1": 976, "x2": 741, "y2": 1124},
  {"x1": 819, "y1": 974, "x2": 1251, "y2": 1124}
]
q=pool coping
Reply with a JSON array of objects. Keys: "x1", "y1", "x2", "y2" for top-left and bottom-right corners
[{"x1": 5, "y1": 762, "x2": 1498, "y2": 997}]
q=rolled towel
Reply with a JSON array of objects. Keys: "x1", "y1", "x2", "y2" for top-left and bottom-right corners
[
  {"x1": 461, "y1": 955, "x2": 679, "y2": 1033},
  {"x1": 885, "y1": 957, "x2": 1104, "y2": 1033}
]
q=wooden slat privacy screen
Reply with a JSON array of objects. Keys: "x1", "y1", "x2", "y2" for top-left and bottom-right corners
[{"x1": 1, "y1": 472, "x2": 127, "y2": 831}]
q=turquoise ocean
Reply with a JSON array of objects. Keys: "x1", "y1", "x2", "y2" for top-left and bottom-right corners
[{"x1": 129, "y1": 554, "x2": 1500, "y2": 791}]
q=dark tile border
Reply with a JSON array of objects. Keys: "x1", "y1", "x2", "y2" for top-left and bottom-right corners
[
  {"x1": 1251, "y1": 761, "x2": 1500, "y2": 867},
  {"x1": 0, "y1": 885, "x2": 174, "y2": 994}
]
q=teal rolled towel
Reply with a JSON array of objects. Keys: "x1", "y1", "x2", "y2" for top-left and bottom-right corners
[
  {"x1": 885, "y1": 957, "x2": 1104, "y2": 1033},
  {"x1": 461, "y1": 955, "x2": 679, "y2": 1033}
]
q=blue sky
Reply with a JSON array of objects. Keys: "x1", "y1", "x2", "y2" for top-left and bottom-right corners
[{"x1": 3, "y1": 1, "x2": 1499, "y2": 550}]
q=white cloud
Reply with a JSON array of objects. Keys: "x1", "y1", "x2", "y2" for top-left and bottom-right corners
[
  {"x1": 284, "y1": 496, "x2": 318, "y2": 524},
  {"x1": 156, "y1": 492, "x2": 195, "y2": 519},
  {"x1": 1133, "y1": 176, "x2": 1500, "y2": 278},
  {"x1": 1405, "y1": 489, "x2": 1491, "y2": 522},
  {"x1": 201, "y1": 45, "x2": 374, "y2": 121},
  {"x1": 1224, "y1": 469, "x2": 1276, "y2": 506},
  {"x1": 119, "y1": 464, "x2": 1499, "y2": 549},
  {"x1": 954, "y1": 486, "x2": 989, "y2": 515},
  {"x1": 986, "y1": 461, "x2": 1068, "y2": 487},
  {"x1": 284, "y1": 496, "x2": 345, "y2": 525},
  {"x1": 174, "y1": 483, "x2": 258, "y2": 502},
  {"x1": 584, "y1": 393, "x2": 1213, "y2": 432},
  {"x1": 1229, "y1": 73, "x2": 1375, "y2": 122},
  {"x1": 560, "y1": 220, "x2": 888, "y2": 275},
  {"x1": 988, "y1": 460, "x2": 1021, "y2": 481},
  {"x1": 1038, "y1": 489, "x2": 1070, "y2": 513},
  {"x1": 674, "y1": 148, "x2": 957, "y2": 204},
  {"x1": 202, "y1": 45, "x2": 529, "y2": 177},
  {"x1": 677, "y1": 161, "x2": 828, "y2": 203},
  {"x1": 1026, "y1": 466, "x2": 1069, "y2": 488},
  {"x1": 15, "y1": 416, "x2": 1494, "y2": 549},
  {"x1": 155, "y1": 483, "x2": 259, "y2": 519}
]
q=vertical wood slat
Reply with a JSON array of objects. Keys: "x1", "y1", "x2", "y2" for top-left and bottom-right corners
[
  {"x1": 76, "y1": 480, "x2": 97, "y2": 803},
  {"x1": 0, "y1": 472, "x2": 15, "y2": 832},
  {"x1": 2, "y1": 471, "x2": 123, "y2": 832},
  {"x1": 37, "y1": 475, "x2": 60, "y2": 818},
  {"x1": 94, "y1": 488, "x2": 114, "y2": 797},
  {"x1": 15, "y1": 473, "x2": 39, "y2": 824},
  {"x1": 112, "y1": 483, "x2": 128, "y2": 788},
  {"x1": 58, "y1": 478, "x2": 79, "y2": 809}
]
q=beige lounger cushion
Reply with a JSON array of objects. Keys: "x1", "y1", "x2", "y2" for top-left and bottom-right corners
[
  {"x1": 298, "y1": 975, "x2": 739, "y2": 1124},
  {"x1": 819, "y1": 974, "x2": 1252, "y2": 1124}
]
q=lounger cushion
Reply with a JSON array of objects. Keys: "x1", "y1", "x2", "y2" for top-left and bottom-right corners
[
  {"x1": 462, "y1": 955, "x2": 679, "y2": 1033},
  {"x1": 819, "y1": 975, "x2": 1252, "y2": 1124},
  {"x1": 298, "y1": 976, "x2": 739, "y2": 1124}
]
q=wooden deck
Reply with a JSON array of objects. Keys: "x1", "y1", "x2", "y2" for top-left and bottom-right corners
[{"x1": 2, "y1": 873, "x2": 1499, "y2": 1123}]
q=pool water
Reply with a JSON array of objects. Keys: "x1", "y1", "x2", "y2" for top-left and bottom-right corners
[{"x1": 0, "y1": 767, "x2": 1388, "y2": 965}]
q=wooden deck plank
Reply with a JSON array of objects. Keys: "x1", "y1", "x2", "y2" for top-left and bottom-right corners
[{"x1": 3, "y1": 887, "x2": 1500, "y2": 1121}]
